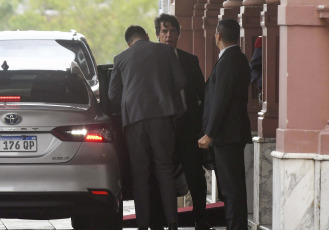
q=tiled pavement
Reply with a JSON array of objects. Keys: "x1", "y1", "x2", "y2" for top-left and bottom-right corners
[
  {"x1": 0, "y1": 219, "x2": 226, "y2": 230},
  {"x1": 0, "y1": 201, "x2": 226, "y2": 229},
  {"x1": 0, "y1": 219, "x2": 73, "y2": 230}
]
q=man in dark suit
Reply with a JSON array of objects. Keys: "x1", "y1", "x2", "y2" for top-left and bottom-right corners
[
  {"x1": 198, "y1": 19, "x2": 252, "y2": 230},
  {"x1": 108, "y1": 25, "x2": 187, "y2": 230},
  {"x1": 153, "y1": 14, "x2": 213, "y2": 230}
]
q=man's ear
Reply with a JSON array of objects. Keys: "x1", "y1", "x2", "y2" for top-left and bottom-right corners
[
  {"x1": 127, "y1": 39, "x2": 135, "y2": 47},
  {"x1": 216, "y1": 32, "x2": 221, "y2": 43}
]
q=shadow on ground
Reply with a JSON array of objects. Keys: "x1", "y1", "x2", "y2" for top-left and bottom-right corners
[{"x1": 123, "y1": 202, "x2": 226, "y2": 228}]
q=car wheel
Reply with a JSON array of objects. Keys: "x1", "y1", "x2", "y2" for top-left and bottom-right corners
[
  {"x1": 112, "y1": 200, "x2": 123, "y2": 230},
  {"x1": 71, "y1": 202, "x2": 123, "y2": 230},
  {"x1": 71, "y1": 215, "x2": 91, "y2": 230}
]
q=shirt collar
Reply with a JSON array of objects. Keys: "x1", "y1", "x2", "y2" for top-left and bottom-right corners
[
  {"x1": 218, "y1": 44, "x2": 238, "y2": 59},
  {"x1": 174, "y1": 48, "x2": 179, "y2": 59}
]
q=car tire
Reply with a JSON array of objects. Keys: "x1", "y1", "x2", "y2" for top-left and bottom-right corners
[
  {"x1": 102, "y1": 200, "x2": 123, "y2": 230},
  {"x1": 71, "y1": 201, "x2": 123, "y2": 230},
  {"x1": 71, "y1": 215, "x2": 91, "y2": 230}
]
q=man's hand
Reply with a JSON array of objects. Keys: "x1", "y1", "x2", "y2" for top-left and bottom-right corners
[{"x1": 198, "y1": 135, "x2": 213, "y2": 149}]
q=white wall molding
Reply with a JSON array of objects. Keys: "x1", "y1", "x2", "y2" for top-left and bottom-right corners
[{"x1": 272, "y1": 151, "x2": 329, "y2": 161}]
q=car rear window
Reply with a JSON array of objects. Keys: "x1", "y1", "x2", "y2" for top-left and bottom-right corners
[
  {"x1": 0, "y1": 70, "x2": 89, "y2": 104},
  {"x1": 0, "y1": 40, "x2": 96, "y2": 80}
]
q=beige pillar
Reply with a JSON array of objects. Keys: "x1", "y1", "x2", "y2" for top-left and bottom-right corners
[
  {"x1": 237, "y1": 2, "x2": 264, "y2": 230},
  {"x1": 219, "y1": 0, "x2": 242, "y2": 21},
  {"x1": 193, "y1": 0, "x2": 207, "y2": 75},
  {"x1": 203, "y1": 0, "x2": 224, "y2": 79},
  {"x1": 257, "y1": 0, "x2": 279, "y2": 138},
  {"x1": 174, "y1": 0, "x2": 197, "y2": 53},
  {"x1": 243, "y1": 0, "x2": 264, "y2": 6},
  {"x1": 172, "y1": 0, "x2": 198, "y2": 208},
  {"x1": 223, "y1": 0, "x2": 243, "y2": 8},
  {"x1": 252, "y1": 2, "x2": 279, "y2": 229},
  {"x1": 273, "y1": 1, "x2": 329, "y2": 229},
  {"x1": 238, "y1": 0, "x2": 264, "y2": 132}
]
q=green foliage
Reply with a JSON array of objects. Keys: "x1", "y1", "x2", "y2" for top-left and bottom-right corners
[
  {"x1": 0, "y1": 0, "x2": 158, "y2": 64},
  {"x1": 0, "y1": 0, "x2": 23, "y2": 29}
]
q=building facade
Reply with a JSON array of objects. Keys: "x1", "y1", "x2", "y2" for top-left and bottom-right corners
[{"x1": 164, "y1": 0, "x2": 329, "y2": 229}]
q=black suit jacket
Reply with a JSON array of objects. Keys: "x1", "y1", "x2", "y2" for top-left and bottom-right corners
[
  {"x1": 203, "y1": 46, "x2": 252, "y2": 146},
  {"x1": 108, "y1": 40, "x2": 187, "y2": 127},
  {"x1": 175, "y1": 49, "x2": 205, "y2": 141}
]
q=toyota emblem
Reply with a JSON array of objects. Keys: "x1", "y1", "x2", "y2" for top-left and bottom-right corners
[{"x1": 4, "y1": 114, "x2": 21, "y2": 125}]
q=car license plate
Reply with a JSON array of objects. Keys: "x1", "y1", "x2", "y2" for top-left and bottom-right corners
[{"x1": 0, "y1": 136, "x2": 37, "y2": 152}]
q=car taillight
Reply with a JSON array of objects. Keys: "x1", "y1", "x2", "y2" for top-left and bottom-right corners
[
  {"x1": 51, "y1": 124, "x2": 115, "y2": 142},
  {"x1": 90, "y1": 190, "x2": 109, "y2": 195},
  {"x1": 0, "y1": 96, "x2": 21, "y2": 102},
  {"x1": 85, "y1": 134, "x2": 103, "y2": 142}
]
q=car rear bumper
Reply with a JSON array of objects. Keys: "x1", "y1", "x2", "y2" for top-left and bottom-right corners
[
  {"x1": 0, "y1": 191, "x2": 120, "y2": 219},
  {"x1": 0, "y1": 164, "x2": 120, "y2": 193},
  {"x1": 0, "y1": 164, "x2": 121, "y2": 219}
]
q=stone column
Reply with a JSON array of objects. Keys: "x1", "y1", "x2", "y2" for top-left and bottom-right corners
[
  {"x1": 273, "y1": 1, "x2": 329, "y2": 230},
  {"x1": 237, "y1": 1, "x2": 264, "y2": 229},
  {"x1": 251, "y1": 1, "x2": 279, "y2": 230},
  {"x1": 238, "y1": 0, "x2": 264, "y2": 133},
  {"x1": 219, "y1": 0, "x2": 243, "y2": 20},
  {"x1": 174, "y1": 0, "x2": 197, "y2": 53},
  {"x1": 203, "y1": 0, "x2": 224, "y2": 79},
  {"x1": 258, "y1": 1, "x2": 279, "y2": 139},
  {"x1": 192, "y1": 0, "x2": 207, "y2": 75},
  {"x1": 173, "y1": 0, "x2": 199, "y2": 208}
]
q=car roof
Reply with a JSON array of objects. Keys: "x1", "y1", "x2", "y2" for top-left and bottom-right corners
[
  {"x1": 0, "y1": 30, "x2": 85, "y2": 41},
  {"x1": 0, "y1": 30, "x2": 86, "y2": 71}
]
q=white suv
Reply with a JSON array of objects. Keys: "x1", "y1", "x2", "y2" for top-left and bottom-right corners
[{"x1": 0, "y1": 30, "x2": 99, "y2": 97}]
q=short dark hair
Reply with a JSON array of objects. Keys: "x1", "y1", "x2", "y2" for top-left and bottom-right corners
[
  {"x1": 124, "y1": 25, "x2": 147, "y2": 44},
  {"x1": 216, "y1": 19, "x2": 240, "y2": 44},
  {"x1": 154, "y1": 13, "x2": 180, "y2": 36}
]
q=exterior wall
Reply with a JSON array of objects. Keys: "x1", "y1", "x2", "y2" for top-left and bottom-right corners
[
  {"x1": 203, "y1": 0, "x2": 223, "y2": 79},
  {"x1": 170, "y1": 1, "x2": 329, "y2": 230},
  {"x1": 192, "y1": 0, "x2": 208, "y2": 75},
  {"x1": 272, "y1": 153, "x2": 329, "y2": 230},
  {"x1": 253, "y1": 137, "x2": 275, "y2": 227},
  {"x1": 277, "y1": 2, "x2": 329, "y2": 154},
  {"x1": 173, "y1": 1, "x2": 196, "y2": 53},
  {"x1": 274, "y1": 0, "x2": 329, "y2": 229},
  {"x1": 239, "y1": 4, "x2": 263, "y2": 132},
  {"x1": 273, "y1": 156, "x2": 315, "y2": 230},
  {"x1": 245, "y1": 139, "x2": 255, "y2": 215},
  {"x1": 250, "y1": 1, "x2": 279, "y2": 229},
  {"x1": 173, "y1": 0, "x2": 258, "y2": 223},
  {"x1": 258, "y1": 2, "x2": 279, "y2": 138},
  {"x1": 320, "y1": 161, "x2": 329, "y2": 230}
]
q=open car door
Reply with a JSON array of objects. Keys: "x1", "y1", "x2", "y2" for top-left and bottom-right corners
[{"x1": 97, "y1": 64, "x2": 133, "y2": 201}]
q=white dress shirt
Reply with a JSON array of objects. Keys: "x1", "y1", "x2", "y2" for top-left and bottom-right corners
[{"x1": 218, "y1": 44, "x2": 238, "y2": 59}]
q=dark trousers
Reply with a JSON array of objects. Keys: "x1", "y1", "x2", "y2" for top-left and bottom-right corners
[
  {"x1": 125, "y1": 117, "x2": 178, "y2": 227},
  {"x1": 176, "y1": 140, "x2": 207, "y2": 224},
  {"x1": 150, "y1": 140, "x2": 208, "y2": 227},
  {"x1": 213, "y1": 143, "x2": 248, "y2": 230}
]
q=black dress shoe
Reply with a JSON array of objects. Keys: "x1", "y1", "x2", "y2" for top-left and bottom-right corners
[
  {"x1": 195, "y1": 222, "x2": 215, "y2": 230},
  {"x1": 168, "y1": 223, "x2": 178, "y2": 230},
  {"x1": 150, "y1": 226, "x2": 164, "y2": 230},
  {"x1": 138, "y1": 227, "x2": 148, "y2": 230}
]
